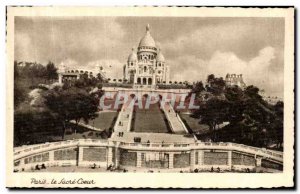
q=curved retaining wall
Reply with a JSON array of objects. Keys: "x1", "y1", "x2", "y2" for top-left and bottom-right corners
[{"x1": 13, "y1": 139, "x2": 283, "y2": 172}]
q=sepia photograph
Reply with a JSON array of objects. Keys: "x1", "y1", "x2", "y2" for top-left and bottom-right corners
[{"x1": 6, "y1": 6, "x2": 294, "y2": 188}]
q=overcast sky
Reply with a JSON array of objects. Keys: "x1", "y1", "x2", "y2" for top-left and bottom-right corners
[{"x1": 15, "y1": 17, "x2": 284, "y2": 97}]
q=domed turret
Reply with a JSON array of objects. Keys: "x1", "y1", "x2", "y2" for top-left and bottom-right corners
[
  {"x1": 139, "y1": 24, "x2": 156, "y2": 48},
  {"x1": 137, "y1": 24, "x2": 157, "y2": 55},
  {"x1": 156, "y1": 49, "x2": 165, "y2": 62},
  {"x1": 128, "y1": 48, "x2": 137, "y2": 62}
]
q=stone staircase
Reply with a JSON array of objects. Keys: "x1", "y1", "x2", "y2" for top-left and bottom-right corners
[
  {"x1": 113, "y1": 98, "x2": 134, "y2": 133},
  {"x1": 162, "y1": 102, "x2": 188, "y2": 134}
]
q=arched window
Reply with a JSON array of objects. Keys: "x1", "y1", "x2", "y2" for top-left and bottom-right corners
[
  {"x1": 148, "y1": 78, "x2": 152, "y2": 85},
  {"x1": 144, "y1": 66, "x2": 147, "y2": 72},
  {"x1": 142, "y1": 78, "x2": 147, "y2": 85}
]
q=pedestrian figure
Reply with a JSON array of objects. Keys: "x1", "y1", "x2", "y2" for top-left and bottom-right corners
[
  {"x1": 41, "y1": 164, "x2": 46, "y2": 169},
  {"x1": 35, "y1": 165, "x2": 40, "y2": 170}
]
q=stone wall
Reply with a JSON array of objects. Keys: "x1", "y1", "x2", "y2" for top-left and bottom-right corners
[
  {"x1": 83, "y1": 148, "x2": 106, "y2": 162},
  {"x1": 203, "y1": 152, "x2": 228, "y2": 165},
  {"x1": 120, "y1": 149, "x2": 137, "y2": 167},
  {"x1": 54, "y1": 148, "x2": 77, "y2": 161},
  {"x1": 174, "y1": 153, "x2": 190, "y2": 168},
  {"x1": 232, "y1": 152, "x2": 256, "y2": 166},
  {"x1": 262, "y1": 159, "x2": 283, "y2": 170}
]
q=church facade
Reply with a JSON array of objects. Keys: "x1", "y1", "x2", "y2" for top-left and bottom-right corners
[{"x1": 123, "y1": 24, "x2": 170, "y2": 88}]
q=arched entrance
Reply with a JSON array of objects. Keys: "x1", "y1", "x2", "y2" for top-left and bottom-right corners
[
  {"x1": 142, "y1": 94, "x2": 149, "y2": 101},
  {"x1": 130, "y1": 94, "x2": 136, "y2": 99}
]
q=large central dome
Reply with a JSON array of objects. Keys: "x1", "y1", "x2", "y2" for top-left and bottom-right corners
[{"x1": 138, "y1": 24, "x2": 156, "y2": 48}]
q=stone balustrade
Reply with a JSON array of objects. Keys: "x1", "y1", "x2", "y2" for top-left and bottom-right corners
[{"x1": 14, "y1": 138, "x2": 283, "y2": 173}]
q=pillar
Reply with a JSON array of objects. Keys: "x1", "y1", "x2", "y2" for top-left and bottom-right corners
[
  {"x1": 17, "y1": 158, "x2": 25, "y2": 171},
  {"x1": 198, "y1": 150, "x2": 203, "y2": 166},
  {"x1": 49, "y1": 150, "x2": 55, "y2": 167},
  {"x1": 136, "y1": 152, "x2": 142, "y2": 167},
  {"x1": 256, "y1": 156, "x2": 262, "y2": 167},
  {"x1": 58, "y1": 74, "x2": 62, "y2": 84},
  {"x1": 190, "y1": 150, "x2": 196, "y2": 170},
  {"x1": 77, "y1": 146, "x2": 84, "y2": 166},
  {"x1": 168, "y1": 153, "x2": 174, "y2": 169},
  {"x1": 134, "y1": 73, "x2": 137, "y2": 84},
  {"x1": 228, "y1": 151, "x2": 232, "y2": 169},
  {"x1": 115, "y1": 147, "x2": 120, "y2": 168},
  {"x1": 107, "y1": 147, "x2": 113, "y2": 166}
]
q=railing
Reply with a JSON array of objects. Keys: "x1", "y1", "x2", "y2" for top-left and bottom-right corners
[
  {"x1": 103, "y1": 87, "x2": 191, "y2": 94},
  {"x1": 118, "y1": 141, "x2": 283, "y2": 162},
  {"x1": 69, "y1": 120, "x2": 103, "y2": 131}
]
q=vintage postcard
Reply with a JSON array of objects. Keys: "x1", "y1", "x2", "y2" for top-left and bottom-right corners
[{"x1": 6, "y1": 6, "x2": 294, "y2": 188}]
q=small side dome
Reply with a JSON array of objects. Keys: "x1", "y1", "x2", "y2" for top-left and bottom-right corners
[
  {"x1": 128, "y1": 48, "x2": 137, "y2": 62},
  {"x1": 156, "y1": 49, "x2": 165, "y2": 62}
]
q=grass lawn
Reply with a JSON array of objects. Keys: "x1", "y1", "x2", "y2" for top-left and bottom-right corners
[
  {"x1": 180, "y1": 114, "x2": 210, "y2": 134},
  {"x1": 92, "y1": 111, "x2": 118, "y2": 130},
  {"x1": 132, "y1": 103, "x2": 171, "y2": 133}
]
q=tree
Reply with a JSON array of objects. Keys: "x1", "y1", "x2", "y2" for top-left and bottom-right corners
[
  {"x1": 191, "y1": 81, "x2": 205, "y2": 97},
  {"x1": 14, "y1": 108, "x2": 60, "y2": 146},
  {"x1": 14, "y1": 61, "x2": 27, "y2": 108},
  {"x1": 206, "y1": 74, "x2": 226, "y2": 95},
  {"x1": 43, "y1": 86, "x2": 99, "y2": 139},
  {"x1": 96, "y1": 73, "x2": 104, "y2": 82},
  {"x1": 14, "y1": 81, "x2": 27, "y2": 108},
  {"x1": 45, "y1": 61, "x2": 58, "y2": 82},
  {"x1": 194, "y1": 98, "x2": 229, "y2": 141},
  {"x1": 207, "y1": 74, "x2": 215, "y2": 83},
  {"x1": 224, "y1": 86, "x2": 245, "y2": 124},
  {"x1": 271, "y1": 101, "x2": 283, "y2": 149}
]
